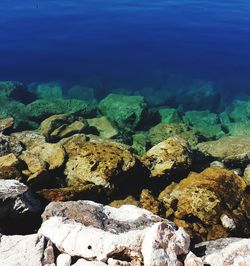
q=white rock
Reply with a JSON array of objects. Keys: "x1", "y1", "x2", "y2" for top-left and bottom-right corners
[
  {"x1": 184, "y1": 252, "x2": 203, "y2": 266},
  {"x1": 107, "y1": 258, "x2": 130, "y2": 266},
  {"x1": 56, "y1": 253, "x2": 71, "y2": 266},
  {"x1": 243, "y1": 164, "x2": 250, "y2": 184},
  {"x1": 39, "y1": 200, "x2": 190, "y2": 266},
  {"x1": 220, "y1": 213, "x2": 236, "y2": 230},
  {"x1": 0, "y1": 234, "x2": 45, "y2": 266},
  {"x1": 72, "y1": 258, "x2": 107, "y2": 265}
]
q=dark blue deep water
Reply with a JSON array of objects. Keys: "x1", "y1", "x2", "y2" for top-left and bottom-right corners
[{"x1": 0, "y1": 1, "x2": 250, "y2": 98}]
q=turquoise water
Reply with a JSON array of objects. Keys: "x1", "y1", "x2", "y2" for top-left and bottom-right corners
[{"x1": 0, "y1": 1, "x2": 250, "y2": 98}]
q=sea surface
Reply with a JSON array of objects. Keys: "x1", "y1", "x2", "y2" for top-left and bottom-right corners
[{"x1": 0, "y1": 0, "x2": 250, "y2": 98}]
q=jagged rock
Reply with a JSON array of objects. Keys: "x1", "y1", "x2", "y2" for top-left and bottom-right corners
[
  {"x1": 26, "y1": 98, "x2": 95, "y2": 121},
  {"x1": 0, "y1": 234, "x2": 45, "y2": 266},
  {"x1": 11, "y1": 131, "x2": 46, "y2": 149},
  {"x1": 39, "y1": 114, "x2": 89, "y2": 141},
  {"x1": 0, "y1": 117, "x2": 14, "y2": 132},
  {"x1": 158, "y1": 108, "x2": 182, "y2": 124},
  {"x1": 0, "y1": 179, "x2": 42, "y2": 223},
  {"x1": 158, "y1": 167, "x2": 249, "y2": 241},
  {"x1": 195, "y1": 238, "x2": 250, "y2": 266},
  {"x1": 20, "y1": 142, "x2": 65, "y2": 182},
  {"x1": 196, "y1": 135, "x2": 250, "y2": 167},
  {"x1": 148, "y1": 123, "x2": 199, "y2": 146},
  {"x1": 63, "y1": 135, "x2": 139, "y2": 192},
  {"x1": 40, "y1": 200, "x2": 190, "y2": 266},
  {"x1": 87, "y1": 116, "x2": 119, "y2": 139},
  {"x1": 0, "y1": 153, "x2": 21, "y2": 179},
  {"x1": 98, "y1": 94, "x2": 148, "y2": 131},
  {"x1": 141, "y1": 136, "x2": 192, "y2": 180},
  {"x1": 0, "y1": 133, "x2": 23, "y2": 156}
]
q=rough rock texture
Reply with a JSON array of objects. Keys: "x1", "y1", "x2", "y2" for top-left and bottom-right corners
[
  {"x1": 0, "y1": 133, "x2": 23, "y2": 156},
  {"x1": 67, "y1": 85, "x2": 96, "y2": 103},
  {"x1": 20, "y1": 142, "x2": 65, "y2": 182},
  {"x1": 0, "y1": 179, "x2": 41, "y2": 227},
  {"x1": 149, "y1": 123, "x2": 199, "y2": 146},
  {"x1": 63, "y1": 134, "x2": 139, "y2": 192},
  {"x1": 227, "y1": 100, "x2": 250, "y2": 126},
  {"x1": 0, "y1": 234, "x2": 45, "y2": 266},
  {"x1": 132, "y1": 132, "x2": 149, "y2": 155},
  {"x1": 40, "y1": 200, "x2": 190, "y2": 266},
  {"x1": 0, "y1": 153, "x2": 21, "y2": 179},
  {"x1": 141, "y1": 136, "x2": 192, "y2": 180},
  {"x1": 26, "y1": 98, "x2": 95, "y2": 121},
  {"x1": 35, "y1": 82, "x2": 63, "y2": 99},
  {"x1": 195, "y1": 238, "x2": 250, "y2": 266},
  {"x1": 109, "y1": 195, "x2": 140, "y2": 208},
  {"x1": 158, "y1": 167, "x2": 249, "y2": 241},
  {"x1": 0, "y1": 117, "x2": 14, "y2": 132},
  {"x1": 139, "y1": 189, "x2": 163, "y2": 216},
  {"x1": 196, "y1": 135, "x2": 250, "y2": 167},
  {"x1": 158, "y1": 108, "x2": 182, "y2": 124},
  {"x1": 87, "y1": 116, "x2": 119, "y2": 139},
  {"x1": 11, "y1": 131, "x2": 46, "y2": 149},
  {"x1": 98, "y1": 94, "x2": 148, "y2": 131},
  {"x1": 244, "y1": 164, "x2": 250, "y2": 185}
]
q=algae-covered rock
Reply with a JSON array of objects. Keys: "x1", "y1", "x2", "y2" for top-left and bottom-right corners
[
  {"x1": 0, "y1": 81, "x2": 25, "y2": 98},
  {"x1": 67, "y1": 85, "x2": 96, "y2": 103},
  {"x1": 183, "y1": 110, "x2": 225, "y2": 139},
  {"x1": 227, "y1": 100, "x2": 250, "y2": 125},
  {"x1": 0, "y1": 117, "x2": 14, "y2": 133},
  {"x1": 226, "y1": 122, "x2": 250, "y2": 136},
  {"x1": 0, "y1": 153, "x2": 21, "y2": 179},
  {"x1": 141, "y1": 136, "x2": 192, "y2": 180},
  {"x1": 0, "y1": 133, "x2": 23, "y2": 156},
  {"x1": 158, "y1": 167, "x2": 249, "y2": 241},
  {"x1": 11, "y1": 131, "x2": 46, "y2": 149},
  {"x1": 26, "y1": 98, "x2": 96, "y2": 121},
  {"x1": 149, "y1": 122, "x2": 199, "y2": 146},
  {"x1": 158, "y1": 108, "x2": 182, "y2": 124},
  {"x1": 87, "y1": 116, "x2": 119, "y2": 139},
  {"x1": 196, "y1": 135, "x2": 250, "y2": 167},
  {"x1": 62, "y1": 134, "x2": 139, "y2": 193},
  {"x1": 132, "y1": 132, "x2": 149, "y2": 155},
  {"x1": 34, "y1": 82, "x2": 63, "y2": 99},
  {"x1": 98, "y1": 94, "x2": 148, "y2": 131}
]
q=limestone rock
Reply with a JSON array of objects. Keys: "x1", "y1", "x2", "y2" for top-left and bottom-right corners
[
  {"x1": 184, "y1": 252, "x2": 203, "y2": 266},
  {"x1": 63, "y1": 135, "x2": 138, "y2": 192},
  {"x1": 141, "y1": 136, "x2": 192, "y2": 179},
  {"x1": 159, "y1": 167, "x2": 249, "y2": 241},
  {"x1": 56, "y1": 253, "x2": 71, "y2": 266},
  {"x1": 196, "y1": 135, "x2": 250, "y2": 167},
  {"x1": 98, "y1": 94, "x2": 148, "y2": 131},
  {"x1": 11, "y1": 131, "x2": 46, "y2": 149},
  {"x1": 0, "y1": 234, "x2": 45, "y2": 266},
  {"x1": 139, "y1": 189, "x2": 163, "y2": 216},
  {"x1": 0, "y1": 153, "x2": 21, "y2": 179},
  {"x1": 0, "y1": 117, "x2": 14, "y2": 132},
  {"x1": 40, "y1": 200, "x2": 190, "y2": 266},
  {"x1": 195, "y1": 238, "x2": 250, "y2": 266},
  {"x1": 87, "y1": 116, "x2": 119, "y2": 139},
  {"x1": 0, "y1": 133, "x2": 23, "y2": 156}
]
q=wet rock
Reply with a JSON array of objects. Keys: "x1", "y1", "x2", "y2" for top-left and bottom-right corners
[
  {"x1": 98, "y1": 94, "x2": 148, "y2": 131},
  {"x1": 26, "y1": 98, "x2": 96, "y2": 121},
  {"x1": 35, "y1": 82, "x2": 63, "y2": 99},
  {"x1": 40, "y1": 200, "x2": 190, "y2": 265},
  {"x1": 132, "y1": 132, "x2": 149, "y2": 155},
  {"x1": 0, "y1": 133, "x2": 23, "y2": 156},
  {"x1": 87, "y1": 116, "x2": 119, "y2": 139},
  {"x1": 158, "y1": 108, "x2": 182, "y2": 124},
  {"x1": 0, "y1": 81, "x2": 26, "y2": 98},
  {"x1": 0, "y1": 117, "x2": 14, "y2": 132},
  {"x1": 196, "y1": 135, "x2": 250, "y2": 167},
  {"x1": 67, "y1": 85, "x2": 96, "y2": 103},
  {"x1": 0, "y1": 153, "x2": 21, "y2": 179},
  {"x1": 158, "y1": 167, "x2": 249, "y2": 241},
  {"x1": 20, "y1": 142, "x2": 65, "y2": 183},
  {"x1": 0, "y1": 234, "x2": 45, "y2": 266},
  {"x1": 227, "y1": 122, "x2": 250, "y2": 136},
  {"x1": 183, "y1": 110, "x2": 225, "y2": 139},
  {"x1": 148, "y1": 123, "x2": 199, "y2": 146},
  {"x1": 195, "y1": 238, "x2": 250, "y2": 266},
  {"x1": 227, "y1": 99, "x2": 250, "y2": 126},
  {"x1": 63, "y1": 135, "x2": 139, "y2": 193},
  {"x1": 39, "y1": 114, "x2": 89, "y2": 141},
  {"x1": 141, "y1": 136, "x2": 192, "y2": 180}
]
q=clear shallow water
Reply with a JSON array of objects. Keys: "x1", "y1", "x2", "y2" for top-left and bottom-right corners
[{"x1": 0, "y1": 0, "x2": 250, "y2": 97}]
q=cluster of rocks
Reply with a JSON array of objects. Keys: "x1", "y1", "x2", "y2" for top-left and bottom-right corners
[{"x1": 0, "y1": 80, "x2": 250, "y2": 265}]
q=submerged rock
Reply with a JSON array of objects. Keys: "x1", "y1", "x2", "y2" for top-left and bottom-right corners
[
  {"x1": 158, "y1": 107, "x2": 182, "y2": 124},
  {"x1": 40, "y1": 200, "x2": 190, "y2": 265},
  {"x1": 227, "y1": 99, "x2": 250, "y2": 126},
  {"x1": 34, "y1": 82, "x2": 63, "y2": 99},
  {"x1": 159, "y1": 167, "x2": 249, "y2": 241},
  {"x1": 0, "y1": 133, "x2": 23, "y2": 157},
  {"x1": 98, "y1": 94, "x2": 148, "y2": 132},
  {"x1": 67, "y1": 85, "x2": 96, "y2": 103},
  {"x1": 0, "y1": 153, "x2": 21, "y2": 180},
  {"x1": 0, "y1": 117, "x2": 14, "y2": 133},
  {"x1": 196, "y1": 135, "x2": 250, "y2": 167},
  {"x1": 132, "y1": 131, "x2": 149, "y2": 155},
  {"x1": 141, "y1": 136, "x2": 192, "y2": 180}
]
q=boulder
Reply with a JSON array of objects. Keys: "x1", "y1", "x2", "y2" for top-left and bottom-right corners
[
  {"x1": 195, "y1": 238, "x2": 250, "y2": 266},
  {"x1": 141, "y1": 136, "x2": 192, "y2": 180},
  {"x1": 39, "y1": 200, "x2": 190, "y2": 266},
  {"x1": 98, "y1": 94, "x2": 148, "y2": 131},
  {"x1": 158, "y1": 108, "x2": 182, "y2": 124},
  {"x1": 0, "y1": 133, "x2": 23, "y2": 157},
  {"x1": 196, "y1": 135, "x2": 250, "y2": 167},
  {"x1": 132, "y1": 132, "x2": 149, "y2": 155},
  {"x1": 0, "y1": 117, "x2": 14, "y2": 132},
  {"x1": 87, "y1": 116, "x2": 119, "y2": 139},
  {"x1": 0, "y1": 153, "x2": 21, "y2": 179},
  {"x1": 227, "y1": 100, "x2": 250, "y2": 125},
  {"x1": 158, "y1": 167, "x2": 249, "y2": 241},
  {"x1": 0, "y1": 234, "x2": 45, "y2": 266}
]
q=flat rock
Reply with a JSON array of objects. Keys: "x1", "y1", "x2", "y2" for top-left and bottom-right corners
[
  {"x1": 40, "y1": 200, "x2": 190, "y2": 266},
  {"x1": 0, "y1": 233, "x2": 45, "y2": 266}
]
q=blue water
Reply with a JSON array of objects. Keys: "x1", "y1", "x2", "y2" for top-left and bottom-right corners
[{"x1": 0, "y1": 0, "x2": 250, "y2": 96}]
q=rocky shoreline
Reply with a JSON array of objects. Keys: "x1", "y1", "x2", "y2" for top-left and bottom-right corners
[{"x1": 0, "y1": 81, "x2": 250, "y2": 265}]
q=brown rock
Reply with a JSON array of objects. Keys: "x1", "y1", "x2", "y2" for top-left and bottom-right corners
[
  {"x1": 141, "y1": 136, "x2": 192, "y2": 179},
  {"x1": 0, "y1": 153, "x2": 21, "y2": 179},
  {"x1": 11, "y1": 131, "x2": 46, "y2": 149},
  {"x1": 109, "y1": 196, "x2": 140, "y2": 208},
  {"x1": 139, "y1": 189, "x2": 163, "y2": 215},
  {"x1": 0, "y1": 117, "x2": 14, "y2": 132}
]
